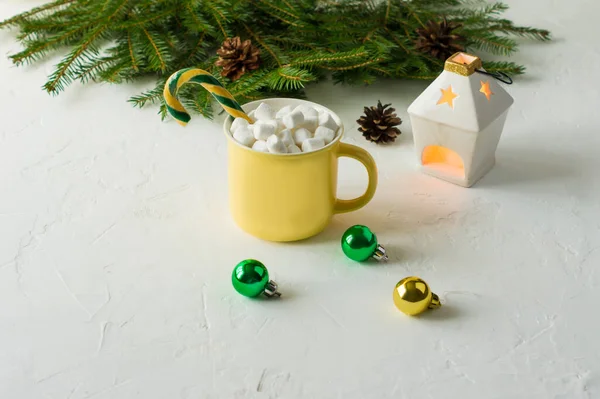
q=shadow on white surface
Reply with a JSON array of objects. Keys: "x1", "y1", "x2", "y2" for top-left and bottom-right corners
[
  {"x1": 416, "y1": 303, "x2": 462, "y2": 321},
  {"x1": 480, "y1": 146, "x2": 581, "y2": 189},
  {"x1": 267, "y1": 287, "x2": 299, "y2": 302},
  {"x1": 238, "y1": 289, "x2": 299, "y2": 302}
]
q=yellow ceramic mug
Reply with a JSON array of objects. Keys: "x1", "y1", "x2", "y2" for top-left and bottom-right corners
[{"x1": 224, "y1": 98, "x2": 377, "y2": 242}]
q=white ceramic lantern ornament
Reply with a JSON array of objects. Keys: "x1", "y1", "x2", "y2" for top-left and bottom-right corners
[{"x1": 407, "y1": 52, "x2": 514, "y2": 187}]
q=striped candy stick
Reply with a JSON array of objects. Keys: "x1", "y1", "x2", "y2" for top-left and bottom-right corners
[{"x1": 163, "y1": 68, "x2": 252, "y2": 126}]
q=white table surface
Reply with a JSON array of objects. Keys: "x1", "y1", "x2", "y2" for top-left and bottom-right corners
[{"x1": 1, "y1": 1, "x2": 599, "y2": 398}]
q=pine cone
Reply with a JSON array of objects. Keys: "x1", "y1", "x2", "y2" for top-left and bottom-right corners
[
  {"x1": 357, "y1": 101, "x2": 402, "y2": 144},
  {"x1": 415, "y1": 17, "x2": 465, "y2": 60},
  {"x1": 215, "y1": 37, "x2": 261, "y2": 81}
]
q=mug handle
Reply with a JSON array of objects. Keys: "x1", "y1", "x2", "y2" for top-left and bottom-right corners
[{"x1": 333, "y1": 142, "x2": 378, "y2": 214}]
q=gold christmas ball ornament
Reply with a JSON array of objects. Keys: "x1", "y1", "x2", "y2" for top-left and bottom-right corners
[{"x1": 393, "y1": 276, "x2": 441, "y2": 316}]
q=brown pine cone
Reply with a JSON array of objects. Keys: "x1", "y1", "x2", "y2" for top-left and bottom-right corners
[
  {"x1": 415, "y1": 17, "x2": 465, "y2": 60},
  {"x1": 357, "y1": 100, "x2": 402, "y2": 144},
  {"x1": 215, "y1": 37, "x2": 261, "y2": 81}
]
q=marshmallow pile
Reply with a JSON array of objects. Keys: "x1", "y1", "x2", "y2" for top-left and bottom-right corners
[{"x1": 230, "y1": 102, "x2": 339, "y2": 154}]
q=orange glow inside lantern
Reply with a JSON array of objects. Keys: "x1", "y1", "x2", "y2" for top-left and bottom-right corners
[
  {"x1": 421, "y1": 145, "x2": 465, "y2": 178},
  {"x1": 452, "y1": 53, "x2": 478, "y2": 65}
]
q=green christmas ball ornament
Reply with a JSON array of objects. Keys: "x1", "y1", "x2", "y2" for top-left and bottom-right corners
[
  {"x1": 341, "y1": 225, "x2": 388, "y2": 262},
  {"x1": 232, "y1": 259, "x2": 281, "y2": 298}
]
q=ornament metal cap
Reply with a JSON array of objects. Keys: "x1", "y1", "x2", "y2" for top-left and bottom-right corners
[
  {"x1": 263, "y1": 280, "x2": 281, "y2": 298},
  {"x1": 341, "y1": 225, "x2": 388, "y2": 262},
  {"x1": 393, "y1": 276, "x2": 441, "y2": 316},
  {"x1": 372, "y1": 244, "x2": 388, "y2": 261},
  {"x1": 232, "y1": 259, "x2": 281, "y2": 298}
]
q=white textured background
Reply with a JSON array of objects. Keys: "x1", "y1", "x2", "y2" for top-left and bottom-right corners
[{"x1": 1, "y1": 1, "x2": 599, "y2": 398}]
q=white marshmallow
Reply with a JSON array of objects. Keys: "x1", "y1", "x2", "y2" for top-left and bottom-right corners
[
  {"x1": 252, "y1": 140, "x2": 269, "y2": 152},
  {"x1": 253, "y1": 120, "x2": 276, "y2": 140},
  {"x1": 276, "y1": 119, "x2": 286, "y2": 133},
  {"x1": 293, "y1": 128, "x2": 312, "y2": 146},
  {"x1": 305, "y1": 108, "x2": 319, "y2": 118},
  {"x1": 283, "y1": 110, "x2": 304, "y2": 129},
  {"x1": 254, "y1": 102, "x2": 275, "y2": 121},
  {"x1": 318, "y1": 111, "x2": 339, "y2": 132},
  {"x1": 230, "y1": 117, "x2": 249, "y2": 133},
  {"x1": 275, "y1": 105, "x2": 292, "y2": 119},
  {"x1": 302, "y1": 116, "x2": 318, "y2": 132},
  {"x1": 314, "y1": 126, "x2": 335, "y2": 144},
  {"x1": 287, "y1": 144, "x2": 302, "y2": 153},
  {"x1": 266, "y1": 134, "x2": 288, "y2": 153},
  {"x1": 302, "y1": 138, "x2": 325, "y2": 152},
  {"x1": 233, "y1": 127, "x2": 255, "y2": 147},
  {"x1": 248, "y1": 110, "x2": 256, "y2": 122},
  {"x1": 294, "y1": 104, "x2": 318, "y2": 118},
  {"x1": 278, "y1": 129, "x2": 295, "y2": 147}
]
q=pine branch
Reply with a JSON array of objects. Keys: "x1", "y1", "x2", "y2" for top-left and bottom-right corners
[
  {"x1": 0, "y1": 0, "x2": 551, "y2": 119},
  {"x1": 287, "y1": 48, "x2": 370, "y2": 68},
  {"x1": 250, "y1": 0, "x2": 302, "y2": 27},
  {"x1": 465, "y1": 32, "x2": 517, "y2": 55},
  {"x1": 182, "y1": 88, "x2": 214, "y2": 118},
  {"x1": 0, "y1": 0, "x2": 77, "y2": 28},
  {"x1": 255, "y1": 0, "x2": 299, "y2": 20},
  {"x1": 230, "y1": 70, "x2": 273, "y2": 97},
  {"x1": 175, "y1": 34, "x2": 208, "y2": 68},
  {"x1": 43, "y1": 0, "x2": 131, "y2": 93},
  {"x1": 116, "y1": 5, "x2": 179, "y2": 29},
  {"x1": 74, "y1": 56, "x2": 115, "y2": 83},
  {"x1": 268, "y1": 66, "x2": 316, "y2": 91},
  {"x1": 481, "y1": 60, "x2": 525, "y2": 75},
  {"x1": 129, "y1": 82, "x2": 165, "y2": 108},
  {"x1": 483, "y1": 23, "x2": 551, "y2": 41},
  {"x1": 10, "y1": 24, "x2": 91, "y2": 65},
  {"x1": 401, "y1": 1, "x2": 427, "y2": 28},
  {"x1": 179, "y1": 4, "x2": 212, "y2": 33},
  {"x1": 140, "y1": 27, "x2": 170, "y2": 71},
  {"x1": 324, "y1": 57, "x2": 385, "y2": 71},
  {"x1": 243, "y1": 24, "x2": 285, "y2": 66},
  {"x1": 204, "y1": 0, "x2": 229, "y2": 38}
]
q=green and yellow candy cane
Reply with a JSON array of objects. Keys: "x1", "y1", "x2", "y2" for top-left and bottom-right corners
[{"x1": 163, "y1": 68, "x2": 252, "y2": 126}]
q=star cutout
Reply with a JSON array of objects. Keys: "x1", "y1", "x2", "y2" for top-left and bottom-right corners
[
  {"x1": 437, "y1": 85, "x2": 458, "y2": 108},
  {"x1": 480, "y1": 80, "x2": 494, "y2": 101}
]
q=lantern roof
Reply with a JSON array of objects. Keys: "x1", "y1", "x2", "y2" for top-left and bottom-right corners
[{"x1": 407, "y1": 53, "x2": 514, "y2": 133}]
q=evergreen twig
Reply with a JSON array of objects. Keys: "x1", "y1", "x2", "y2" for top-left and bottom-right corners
[{"x1": 0, "y1": 0, "x2": 550, "y2": 119}]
